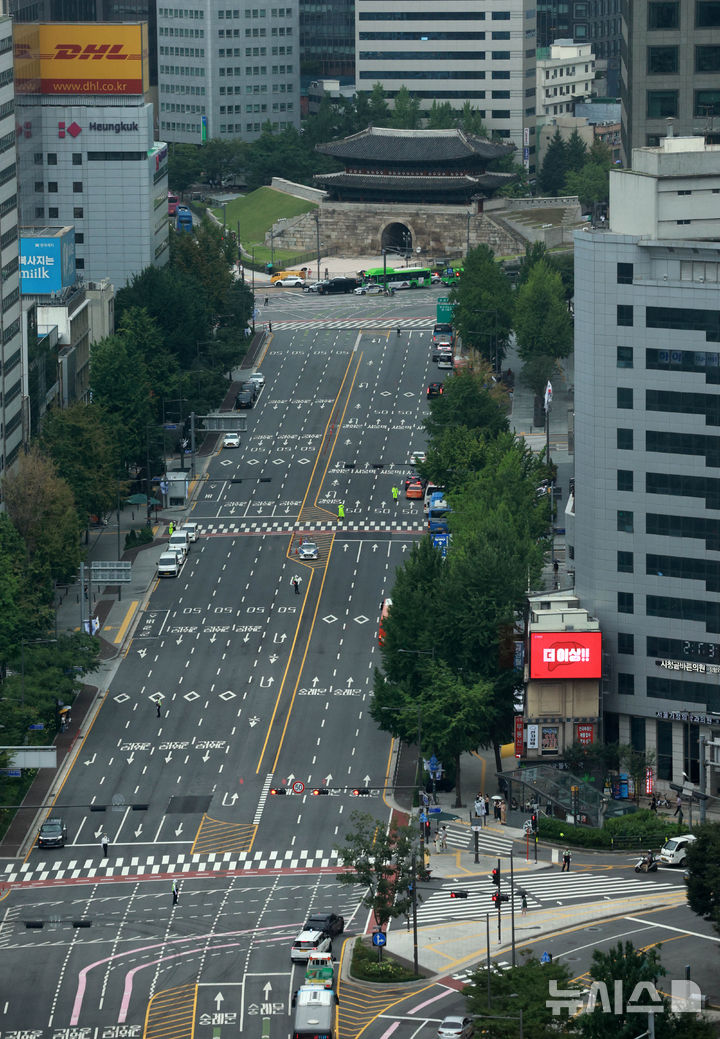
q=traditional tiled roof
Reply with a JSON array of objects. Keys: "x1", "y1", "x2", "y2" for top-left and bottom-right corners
[
  {"x1": 313, "y1": 170, "x2": 516, "y2": 194},
  {"x1": 316, "y1": 126, "x2": 513, "y2": 163}
]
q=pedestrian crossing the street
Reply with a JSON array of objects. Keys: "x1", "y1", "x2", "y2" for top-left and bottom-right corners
[
  {"x1": 2, "y1": 847, "x2": 342, "y2": 886},
  {"x1": 430, "y1": 824, "x2": 515, "y2": 858},
  {"x1": 414, "y1": 871, "x2": 683, "y2": 926}
]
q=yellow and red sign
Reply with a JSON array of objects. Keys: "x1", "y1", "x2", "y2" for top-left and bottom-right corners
[{"x1": 14, "y1": 23, "x2": 149, "y2": 95}]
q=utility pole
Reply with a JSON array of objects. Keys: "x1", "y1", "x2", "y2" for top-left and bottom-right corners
[
  {"x1": 411, "y1": 850, "x2": 419, "y2": 976},
  {"x1": 315, "y1": 210, "x2": 321, "y2": 282}
]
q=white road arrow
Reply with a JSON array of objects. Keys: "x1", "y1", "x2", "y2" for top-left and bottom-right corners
[
  {"x1": 248, "y1": 716, "x2": 259, "y2": 727},
  {"x1": 134, "y1": 825, "x2": 143, "y2": 837},
  {"x1": 175, "y1": 823, "x2": 183, "y2": 836},
  {"x1": 202, "y1": 751, "x2": 210, "y2": 762},
  {"x1": 263, "y1": 982, "x2": 272, "y2": 998},
  {"x1": 259, "y1": 676, "x2": 274, "y2": 688},
  {"x1": 324, "y1": 774, "x2": 333, "y2": 784},
  {"x1": 84, "y1": 753, "x2": 96, "y2": 766},
  {"x1": 332, "y1": 479, "x2": 339, "y2": 486},
  {"x1": 126, "y1": 752, "x2": 135, "y2": 764},
  {"x1": 243, "y1": 633, "x2": 251, "y2": 643},
  {"x1": 209, "y1": 634, "x2": 217, "y2": 644},
  {"x1": 312, "y1": 677, "x2": 320, "y2": 687},
  {"x1": 364, "y1": 774, "x2": 371, "y2": 784},
  {"x1": 372, "y1": 544, "x2": 378, "y2": 552},
  {"x1": 287, "y1": 773, "x2": 295, "y2": 784},
  {"x1": 222, "y1": 792, "x2": 239, "y2": 806},
  {"x1": 345, "y1": 439, "x2": 352, "y2": 445},
  {"x1": 343, "y1": 544, "x2": 349, "y2": 552},
  {"x1": 402, "y1": 544, "x2": 408, "y2": 552},
  {"x1": 94, "y1": 827, "x2": 103, "y2": 839},
  {"x1": 346, "y1": 678, "x2": 354, "y2": 686},
  {"x1": 214, "y1": 993, "x2": 224, "y2": 1011},
  {"x1": 165, "y1": 752, "x2": 173, "y2": 763},
  {"x1": 176, "y1": 636, "x2": 183, "y2": 645},
  {"x1": 274, "y1": 633, "x2": 287, "y2": 644},
  {"x1": 137, "y1": 648, "x2": 147, "y2": 659},
  {"x1": 269, "y1": 654, "x2": 279, "y2": 664}
]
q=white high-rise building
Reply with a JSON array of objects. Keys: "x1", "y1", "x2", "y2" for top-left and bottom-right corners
[
  {"x1": 157, "y1": 3, "x2": 301, "y2": 144},
  {"x1": 354, "y1": 0, "x2": 537, "y2": 165},
  {"x1": 0, "y1": 15, "x2": 24, "y2": 471}
]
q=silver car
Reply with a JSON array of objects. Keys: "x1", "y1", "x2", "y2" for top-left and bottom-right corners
[
  {"x1": 298, "y1": 541, "x2": 319, "y2": 560},
  {"x1": 437, "y1": 1017, "x2": 473, "y2": 1039},
  {"x1": 248, "y1": 371, "x2": 265, "y2": 387}
]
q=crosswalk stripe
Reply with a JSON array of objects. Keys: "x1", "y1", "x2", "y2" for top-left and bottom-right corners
[{"x1": 265, "y1": 318, "x2": 435, "y2": 331}]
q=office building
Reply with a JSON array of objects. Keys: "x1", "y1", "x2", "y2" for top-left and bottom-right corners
[
  {"x1": 13, "y1": 22, "x2": 169, "y2": 290},
  {"x1": 568, "y1": 135, "x2": 720, "y2": 792},
  {"x1": 538, "y1": 1, "x2": 620, "y2": 93},
  {"x1": 621, "y1": 0, "x2": 720, "y2": 164},
  {"x1": 0, "y1": 15, "x2": 24, "y2": 471},
  {"x1": 300, "y1": 0, "x2": 354, "y2": 86},
  {"x1": 157, "y1": 3, "x2": 300, "y2": 143},
  {"x1": 536, "y1": 40, "x2": 594, "y2": 124},
  {"x1": 354, "y1": 0, "x2": 537, "y2": 163}
]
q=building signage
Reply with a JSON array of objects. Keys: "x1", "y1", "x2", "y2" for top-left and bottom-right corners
[
  {"x1": 20, "y1": 229, "x2": 76, "y2": 295},
  {"x1": 514, "y1": 715, "x2": 524, "y2": 757},
  {"x1": 576, "y1": 723, "x2": 594, "y2": 745},
  {"x1": 529, "y1": 631, "x2": 602, "y2": 680},
  {"x1": 656, "y1": 658, "x2": 720, "y2": 676},
  {"x1": 527, "y1": 724, "x2": 539, "y2": 750},
  {"x1": 656, "y1": 710, "x2": 720, "y2": 725},
  {"x1": 14, "y1": 23, "x2": 149, "y2": 96}
]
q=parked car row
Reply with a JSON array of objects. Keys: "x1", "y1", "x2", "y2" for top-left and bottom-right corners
[{"x1": 157, "y1": 520, "x2": 199, "y2": 578}]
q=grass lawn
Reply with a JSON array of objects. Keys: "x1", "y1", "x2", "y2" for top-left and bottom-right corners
[{"x1": 211, "y1": 186, "x2": 317, "y2": 248}]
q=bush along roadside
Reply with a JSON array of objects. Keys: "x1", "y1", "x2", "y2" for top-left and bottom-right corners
[
  {"x1": 537, "y1": 810, "x2": 690, "y2": 850},
  {"x1": 350, "y1": 937, "x2": 423, "y2": 983}
]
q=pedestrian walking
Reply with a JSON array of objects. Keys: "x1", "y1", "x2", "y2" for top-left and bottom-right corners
[
  {"x1": 474, "y1": 794, "x2": 483, "y2": 817},
  {"x1": 291, "y1": 575, "x2": 301, "y2": 595},
  {"x1": 674, "y1": 794, "x2": 683, "y2": 816},
  {"x1": 521, "y1": 893, "x2": 528, "y2": 916},
  {"x1": 101, "y1": 833, "x2": 109, "y2": 858},
  {"x1": 168, "y1": 521, "x2": 174, "y2": 536},
  {"x1": 677, "y1": 806, "x2": 684, "y2": 826},
  {"x1": 439, "y1": 825, "x2": 448, "y2": 851},
  {"x1": 561, "y1": 848, "x2": 571, "y2": 872},
  {"x1": 477, "y1": 797, "x2": 487, "y2": 827},
  {"x1": 494, "y1": 799, "x2": 501, "y2": 821},
  {"x1": 172, "y1": 879, "x2": 179, "y2": 905},
  {"x1": 484, "y1": 794, "x2": 491, "y2": 819},
  {"x1": 337, "y1": 503, "x2": 345, "y2": 521},
  {"x1": 650, "y1": 794, "x2": 657, "y2": 813},
  {"x1": 433, "y1": 831, "x2": 440, "y2": 854},
  {"x1": 264, "y1": 296, "x2": 269, "y2": 307},
  {"x1": 156, "y1": 701, "x2": 162, "y2": 718},
  {"x1": 391, "y1": 486, "x2": 399, "y2": 501},
  {"x1": 268, "y1": 321, "x2": 272, "y2": 332}
]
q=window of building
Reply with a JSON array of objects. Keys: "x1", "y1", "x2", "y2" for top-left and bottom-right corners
[
  {"x1": 618, "y1": 549, "x2": 634, "y2": 572},
  {"x1": 48, "y1": 207, "x2": 58, "y2": 218},
  {"x1": 617, "y1": 387, "x2": 633, "y2": 409},
  {"x1": 694, "y1": 89, "x2": 720, "y2": 117},
  {"x1": 33, "y1": 153, "x2": 42, "y2": 165},
  {"x1": 630, "y1": 715, "x2": 645, "y2": 749},
  {"x1": 697, "y1": 1, "x2": 720, "y2": 27},
  {"x1": 656, "y1": 719, "x2": 673, "y2": 780},
  {"x1": 647, "y1": 90, "x2": 679, "y2": 118},
  {"x1": 73, "y1": 207, "x2": 83, "y2": 219},
  {"x1": 48, "y1": 182, "x2": 58, "y2": 193},
  {"x1": 648, "y1": 46, "x2": 678, "y2": 74},
  {"x1": 618, "y1": 632, "x2": 635, "y2": 654},
  {"x1": 72, "y1": 153, "x2": 82, "y2": 166},
  {"x1": 618, "y1": 591, "x2": 634, "y2": 613},
  {"x1": 76, "y1": 258, "x2": 84, "y2": 269},
  {"x1": 648, "y1": 2, "x2": 679, "y2": 29},
  {"x1": 72, "y1": 182, "x2": 82, "y2": 193},
  {"x1": 75, "y1": 233, "x2": 83, "y2": 244},
  {"x1": 696, "y1": 45, "x2": 720, "y2": 72},
  {"x1": 617, "y1": 262, "x2": 633, "y2": 285},
  {"x1": 34, "y1": 181, "x2": 43, "y2": 192},
  {"x1": 618, "y1": 469, "x2": 634, "y2": 492},
  {"x1": 47, "y1": 153, "x2": 57, "y2": 165},
  {"x1": 618, "y1": 673, "x2": 635, "y2": 696},
  {"x1": 617, "y1": 345, "x2": 633, "y2": 368},
  {"x1": 617, "y1": 304, "x2": 633, "y2": 326},
  {"x1": 618, "y1": 510, "x2": 634, "y2": 533},
  {"x1": 617, "y1": 428, "x2": 634, "y2": 450}
]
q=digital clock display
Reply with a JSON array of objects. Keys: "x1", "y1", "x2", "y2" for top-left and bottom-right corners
[{"x1": 648, "y1": 636, "x2": 719, "y2": 664}]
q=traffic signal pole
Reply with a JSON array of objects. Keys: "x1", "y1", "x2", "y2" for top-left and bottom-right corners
[{"x1": 510, "y1": 850, "x2": 516, "y2": 967}]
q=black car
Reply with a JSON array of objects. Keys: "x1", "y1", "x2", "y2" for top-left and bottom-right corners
[
  {"x1": 38, "y1": 817, "x2": 67, "y2": 848},
  {"x1": 318, "y1": 277, "x2": 359, "y2": 294},
  {"x1": 238, "y1": 380, "x2": 258, "y2": 400},
  {"x1": 305, "y1": 912, "x2": 344, "y2": 938},
  {"x1": 427, "y1": 382, "x2": 444, "y2": 399},
  {"x1": 235, "y1": 389, "x2": 254, "y2": 409}
]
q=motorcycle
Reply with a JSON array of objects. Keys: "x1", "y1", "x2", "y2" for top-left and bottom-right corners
[{"x1": 634, "y1": 855, "x2": 658, "y2": 873}]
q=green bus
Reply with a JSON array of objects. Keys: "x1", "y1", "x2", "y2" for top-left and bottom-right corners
[
  {"x1": 441, "y1": 266, "x2": 463, "y2": 287},
  {"x1": 363, "y1": 266, "x2": 432, "y2": 289}
]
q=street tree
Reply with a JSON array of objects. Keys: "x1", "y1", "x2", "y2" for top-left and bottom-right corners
[
  {"x1": 335, "y1": 810, "x2": 429, "y2": 929},
  {"x1": 566, "y1": 128, "x2": 588, "y2": 173},
  {"x1": 2, "y1": 449, "x2": 82, "y2": 584},
  {"x1": 391, "y1": 86, "x2": 421, "y2": 129},
  {"x1": 167, "y1": 143, "x2": 203, "y2": 193},
  {"x1": 513, "y1": 261, "x2": 573, "y2": 395},
  {"x1": 564, "y1": 161, "x2": 610, "y2": 210},
  {"x1": 367, "y1": 82, "x2": 389, "y2": 125},
  {"x1": 684, "y1": 823, "x2": 720, "y2": 937},
  {"x1": 89, "y1": 332, "x2": 155, "y2": 471},
  {"x1": 459, "y1": 101, "x2": 490, "y2": 138},
  {"x1": 577, "y1": 941, "x2": 714, "y2": 1039},
  {"x1": 466, "y1": 955, "x2": 581, "y2": 1039},
  {"x1": 516, "y1": 242, "x2": 548, "y2": 287},
  {"x1": 426, "y1": 101, "x2": 457, "y2": 129},
  {"x1": 538, "y1": 128, "x2": 568, "y2": 195},
  {"x1": 39, "y1": 403, "x2": 122, "y2": 530},
  {"x1": 424, "y1": 368, "x2": 508, "y2": 444},
  {"x1": 0, "y1": 514, "x2": 53, "y2": 674},
  {"x1": 450, "y1": 245, "x2": 514, "y2": 369},
  {"x1": 421, "y1": 425, "x2": 499, "y2": 494}
]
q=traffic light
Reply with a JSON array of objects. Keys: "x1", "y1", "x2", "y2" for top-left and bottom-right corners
[
  {"x1": 450, "y1": 890, "x2": 469, "y2": 899},
  {"x1": 351, "y1": 787, "x2": 371, "y2": 796},
  {"x1": 312, "y1": 787, "x2": 329, "y2": 796},
  {"x1": 423, "y1": 820, "x2": 431, "y2": 842},
  {"x1": 531, "y1": 812, "x2": 538, "y2": 832},
  {"x1": 491, "y1": 892, "x2": 509, "y2": 906},
  {"x1": 491, "y1": 867, "x2": 500, "y2": 887},
  {"x1": 269, "y1": 788, "x2": 286, "y2": 795}
]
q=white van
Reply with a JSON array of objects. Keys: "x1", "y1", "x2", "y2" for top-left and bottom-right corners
[
  {"x1": 423, "y1": 483, "x2": 444, "y2": 515},
  {"x1": 183, "y1": 521, "x2": 199, "y2": 542},
  {"x1": 157, "y1": 551, "x2": 181, "y2": 578},
  {"x1": 168, "y1": 530, "x2": 190, "y2": 560},
  {"x1": 658, "y1": 833, "x2": 696, "y2": 866}
]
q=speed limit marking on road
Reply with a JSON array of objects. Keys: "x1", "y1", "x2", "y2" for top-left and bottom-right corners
[{"x1": 292, "y1": 780, "x2": 305, "y2": 794}]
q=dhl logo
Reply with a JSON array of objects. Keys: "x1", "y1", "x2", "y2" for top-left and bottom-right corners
[{"x1": 54, "y1": 43, "x2": 128, "y2": 61}]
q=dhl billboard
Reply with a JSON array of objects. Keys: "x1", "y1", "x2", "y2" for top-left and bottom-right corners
[{"x1": 14, "y1": 23, "x2": 149, "y2": 96}]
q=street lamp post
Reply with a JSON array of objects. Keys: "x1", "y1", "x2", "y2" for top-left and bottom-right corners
[{"x1": 251, "y1": 248, "x2": 256, "y2": 333}]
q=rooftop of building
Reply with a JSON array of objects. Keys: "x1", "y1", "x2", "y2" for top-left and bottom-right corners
[{"x1": 316, "y1": 125, "x2": 513, "y2": 163}]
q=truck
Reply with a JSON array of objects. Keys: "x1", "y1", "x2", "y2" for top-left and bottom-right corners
[
  {"x1": 292, "y1": 985, "x2": 337, "y2": 1039},
  {"x1": 304, "y1": 951, "x2": 334, "y2": 989},
  {"x1": 427, "y1": 497, "x2": 451, "y2": 534}
]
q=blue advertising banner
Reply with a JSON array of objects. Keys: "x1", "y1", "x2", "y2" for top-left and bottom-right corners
[{"x1": 20, "y1": 229, "x2": 76, "y2": 294}]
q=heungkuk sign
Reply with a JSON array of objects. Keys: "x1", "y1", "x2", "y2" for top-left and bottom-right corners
[{"x1": 530, "y1": 631, "x2": 602, "y2": 680}]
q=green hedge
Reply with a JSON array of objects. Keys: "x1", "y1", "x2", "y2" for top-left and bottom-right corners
[
  {"x1": 350, "y1": 938, "x2": 419, "y2": 983},
  {"x1": 538, "y1": 810, "x2": 689, "y2": 849},
  {"x1": 125, "y1": 526, "x2": 154, "y2": 551}
]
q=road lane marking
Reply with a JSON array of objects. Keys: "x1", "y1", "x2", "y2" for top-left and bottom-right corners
[
  {"x1": 625, "y1": 916, "x2": 720, "y2": 942},
  {"x1": 114, "y1": 600, "x2": 140, "y2": 644}
]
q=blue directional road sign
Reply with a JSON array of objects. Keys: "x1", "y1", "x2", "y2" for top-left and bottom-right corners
[
  {"x1": 429, "y1": 806, "x2": 442, "y2": 814},
  {"x1": 28, "y1": 723, "x2": 44, "y2": 730},
  {"x1": 419, "y1": 812, "x2": 428, "y2": 823},
  {"x1": 372, "y1": 931, "x2": 387, "y2": 947},
  {"x1": 541, "y1": 951, "x2": 552, "y2": 964}
]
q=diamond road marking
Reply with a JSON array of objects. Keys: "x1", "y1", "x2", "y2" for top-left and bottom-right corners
[
  {"x1": 114, "y1": 693, "x2": 130, "y2": 704},
  {"x1": 219, "y1": 690, "x2": 236, "y2": 701},
  {"x1": 220, "y1": 458, "x2": 234, "y2": 466},
  {"x1": 184, "y1": 691, "x2": 200, "y2": 702},
  {"x1": 246, "y1": 458, "x2": 260, "y2": 466},
  {"x1": 297, "y1": 457, "x2": 311, "y2": 465},
  {"x1": 272, "y1": 458, "x2": 285, "y2": 465},
  {"x1": 380, "y1": 390, "x2": 392, "y2": 396},
  {"x1": 354, "y1": 615, "x2": 370, "y2": 625},
  {"x1": 323, "y1": 614, "x2": 338, "y2": 624},
  {"x1": 404, "y1": 391, "x2": 415, "y2": 397}
]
